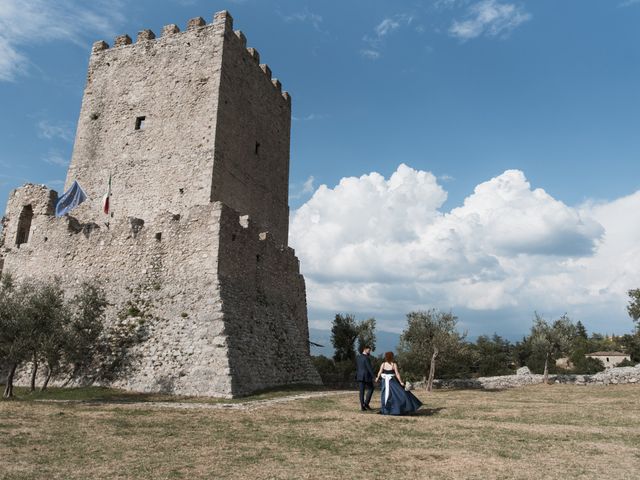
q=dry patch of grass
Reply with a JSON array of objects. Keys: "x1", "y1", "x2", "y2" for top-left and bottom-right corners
[{"x1": 1, "y1": 384, "x2": 640, "y2": 479}]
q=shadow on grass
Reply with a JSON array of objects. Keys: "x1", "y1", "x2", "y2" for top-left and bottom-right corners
[
  {"x1": 370, "y1": 407, "x2": 446, "y2": 417},
  {"x1": 414, "y1": 407, "x2": 446, "y2": 416},
  {"x1": 4, "y1": 386, "x2": 176, "y2": 404},
  {"x1": 1, "y1": 383, "x2": 337, "y2": 405}
]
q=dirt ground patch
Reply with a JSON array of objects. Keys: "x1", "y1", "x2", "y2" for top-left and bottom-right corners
[{"x1": 1, "y1": 384, "x2": 639, "y2": 479}]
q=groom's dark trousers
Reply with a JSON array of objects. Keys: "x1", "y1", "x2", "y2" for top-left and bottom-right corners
[{"x1": 355, "y1": 353, "x2": 375, "y2": 409}]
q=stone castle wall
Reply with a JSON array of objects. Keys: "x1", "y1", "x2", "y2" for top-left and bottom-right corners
[
  {"x1": 2, "y1": 185, "x2": 232, "y2": 395},
  {"x1": 216, "y1": 209, "x2": 315, "y2": 395},
  {"x1": 65, "y1": 16, "x2": 226, "y2": 227},
  {"x1": 1, "y1": 184, "x2": 319, "y2": 396},
  {"x1": 212, "y1": 21, "x2": 292, "y2": 247},
  {"x1": 65, "y1": 11, "x2": 291, "y2": 246}
]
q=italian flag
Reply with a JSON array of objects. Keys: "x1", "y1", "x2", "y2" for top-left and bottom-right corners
[{"x1": 102, "y1": 174, "x2": 111, "y2": 214}]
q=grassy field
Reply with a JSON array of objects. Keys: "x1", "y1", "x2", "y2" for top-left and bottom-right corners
[{"x1": 1, "y1": 384, "x2": 639, "y2": 479}]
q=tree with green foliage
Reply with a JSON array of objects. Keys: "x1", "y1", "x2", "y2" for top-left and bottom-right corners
[
  {"x1": 330, "y1": 314, "x2": 376, "y2": 362},
  {"x1": 575, "y1": 321, "x2": 588, "y2": 340},
  {"x1": 39, "y1": 321, "x2": 69, "y2": 391},
  {"x1": 586, "y1": 332, "x2": 618, "y2": 353},
  {"x1": 397, "y1": 309, "x2": 467, "y2": 391},
  {"x1": 562, "y1": 321, "x2": 604, "y2": 374},
  {"x1": 474, "y1": 334, "x2": 514, "y2": 377},
  {"x1": 64, "y1": 282, "x2": 107, "y2": 384},
  {"x1": 331, "y1": 314, "x2": 358, "y2": 362},
  {"x1": 0, "y1": 274, "x2": 30, "y2": 398},
  {"x1": 0, "y1": 276, "x2": 112, "y2": 397},
  {"x1": 513, "y1": 336, "x2": 533, "y2": 370},
  {"x1": 530, "y1": 313, "x2": 575, "y2": 383},
  {"x1": 618, "y1": 333, "x2": 640, "y2": 363},
  {"x1": 22, "y1": 279, "x2": 67, "y2": 392},
  {"x1": 356, "y1": 317, "x2": 376, "y2": 354},
  {"x1": 627, "y1": 289, "x2": 640, "y2": 327}
]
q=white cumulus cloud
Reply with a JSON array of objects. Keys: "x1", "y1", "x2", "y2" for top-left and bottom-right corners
[
  {"x1": 290, "y1": 164, "x2": 638, "y2": 332},
  {"x1": 446, "y1": 170, "x2": 603, "y2": 257},
  {"x1": 449, "y1": 0, "x2": 531, "y2": 41},
  {"x1": 290, "y1": 175, "x2": 316, "y2": 200},
  {"x1": 0, "y1": 0, "x2": 124, "y2": 81}
]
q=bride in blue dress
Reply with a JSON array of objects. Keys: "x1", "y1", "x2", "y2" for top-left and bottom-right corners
[{"x1": 375, "y1": 351, "x2": 422, "y2": 415}]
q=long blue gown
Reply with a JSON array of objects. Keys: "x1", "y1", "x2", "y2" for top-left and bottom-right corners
[{"x1": 379, "y1": 369, "x2": 423, "y2": 415}]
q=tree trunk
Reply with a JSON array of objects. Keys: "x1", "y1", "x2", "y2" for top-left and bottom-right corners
[
  {"x1": 61, "y1": 364, "x2": 79, "y2": 388},
  {"x1": 543, "y1": 353, "x2": 549, "y2": 384},
  {"x1": 426, "y1": 348, "x2": 439, "y2": 392},
  {"x1": 3, "y1": 363, "x2": 18, "y2": 399},
  {"x1": 41, "y1": 365, "x2": 53, "y2": 392},
  {"x1": 29, "y1": 354, "x2": 38, "y2": 393}
]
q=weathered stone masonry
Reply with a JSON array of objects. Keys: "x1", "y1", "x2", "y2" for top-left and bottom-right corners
[{"x1": 0, "y1": 11, "x2": 320, "y2": 397}]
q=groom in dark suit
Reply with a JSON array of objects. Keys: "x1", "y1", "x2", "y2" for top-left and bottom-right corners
[{"x1": 356, "y1": 346, "x2": 375, "y2": 411}]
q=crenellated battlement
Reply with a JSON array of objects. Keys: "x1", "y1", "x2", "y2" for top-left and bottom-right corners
[
  {"x1": 89, "y1": 11, "x2": 290, "y2": 105},
  {"x1": 162, "y1": 24, "x2": 180, "y2": 36},
  {"x1": 114, "y1": 34, "x2": 132, "y2": 47},
  {"x1": 92, "y1": 11, "x2": 232, "y2": 52},
  {"x1": 137, "y1": 29, "x2": 156, "y2": 42},
  {"x1": 234, "y1": 30, "x2": 247, "y2": 47}
]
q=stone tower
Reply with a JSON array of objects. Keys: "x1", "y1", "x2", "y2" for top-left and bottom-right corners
[{"x1": 0, "y1": 11, "x2": 321, "y2": 397}]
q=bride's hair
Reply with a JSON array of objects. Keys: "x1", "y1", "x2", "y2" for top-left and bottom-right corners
[{"x1": 384, "y1": 351, "x2": 395, "y2": 364}]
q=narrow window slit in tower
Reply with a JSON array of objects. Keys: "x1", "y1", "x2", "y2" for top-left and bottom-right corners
[
  {"x1": 254, "y1": 142, "x2": 260, "y2": 155},
  {"x1": 135, "y1": 116, "x2": 146, "y2": 130},
  {"x1": 15, "y1": 205, "x2": 33, "y2": 247},
  {"x1": 155, "y1": 232, "x2": 162, "y2": 242}
]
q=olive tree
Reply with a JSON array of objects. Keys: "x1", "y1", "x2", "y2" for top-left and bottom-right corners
[
  {"x1": 397, "y1": 310, "x2": 466, "y2": 391},
  {"x1": 530, "y1": 313, "x2": 575, "y2": 383},
  {"x1": 0, "y1": 276, "x2": 109, "y2": 397},
  {"x1": 63, "y1": 282, "x2": 107, "y2": 384},
  {"x1": 0, "y1": 275, "x2": 29, "y2": 398},
  {"x1": 22, "y1": 279, "x2": 66, "y2": 392}
]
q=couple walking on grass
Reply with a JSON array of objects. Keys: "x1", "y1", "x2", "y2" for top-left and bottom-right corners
[{"x1": 356, "y1": 347, "x2": 422, "y2": 415}]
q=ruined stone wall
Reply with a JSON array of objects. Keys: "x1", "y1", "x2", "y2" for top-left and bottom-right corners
[
  {"x1": 212, "y1": 23, "x2": 292, "y2": 247},
  {"x1": 1, "y1": 185, "x2": 319, "y2": 396},
  {"x1": 0, "y1": 184, "x2": 57, "y2": 262},
  {"x1": 1, "y1": 186, "x2": 234, "y2": 396}
]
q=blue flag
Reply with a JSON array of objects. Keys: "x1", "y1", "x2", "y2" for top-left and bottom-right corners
[{"x1": 55, "y1": 181, "x2": 88, "y2": 217}]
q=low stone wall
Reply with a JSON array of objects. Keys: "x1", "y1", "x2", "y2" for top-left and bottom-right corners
[{"x1": 416, "y1": 364, "x2": 640, "y2": 390}]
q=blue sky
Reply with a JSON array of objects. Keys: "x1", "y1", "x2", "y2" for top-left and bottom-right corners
[{"x1": 1, "y1": 0, "x2": 640, "y2": 341}]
